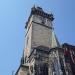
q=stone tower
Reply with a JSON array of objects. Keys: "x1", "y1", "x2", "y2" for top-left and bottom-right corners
[
  {"x1": 15, "y1": 6, "x2": 60, "y2": 75},
  {"x1": 24, "y1": 6, "x2": 59, "y2": 75}
]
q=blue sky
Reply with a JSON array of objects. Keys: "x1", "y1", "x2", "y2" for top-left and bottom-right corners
[{"x1": 0, "y1": 0, "x2": 75, "y2": 75}]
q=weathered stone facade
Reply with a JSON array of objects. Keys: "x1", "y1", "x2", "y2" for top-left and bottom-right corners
[{"x1": 15, "y1": 6, "x2": 75, "y2": 75}]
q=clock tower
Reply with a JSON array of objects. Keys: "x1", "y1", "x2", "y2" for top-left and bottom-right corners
[{"x1": 15, "y1": 6, "x2": 60, "y2": 75}]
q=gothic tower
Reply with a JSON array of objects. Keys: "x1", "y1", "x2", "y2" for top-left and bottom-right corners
[{"x1": 15, "y1": 6, "x2": 60, "y2": 75}]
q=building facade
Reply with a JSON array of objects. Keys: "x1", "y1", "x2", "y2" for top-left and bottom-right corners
[{"x1": 15, "y1": 6, "x2": 75, "y2": 75}]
